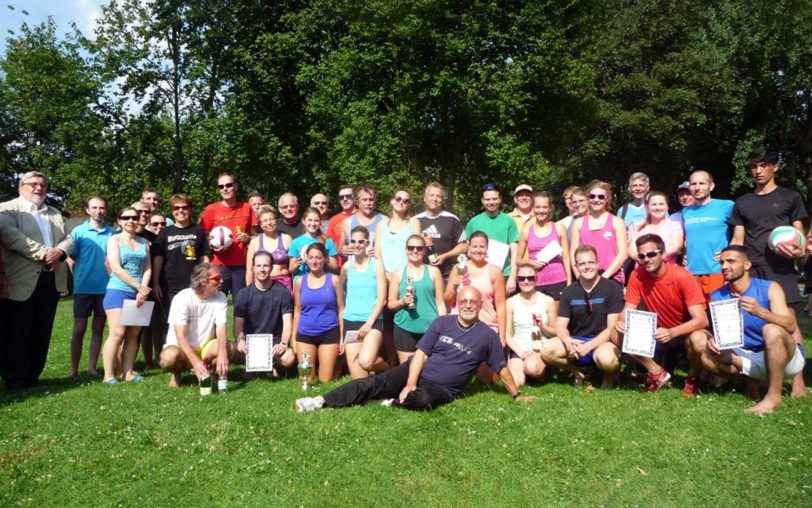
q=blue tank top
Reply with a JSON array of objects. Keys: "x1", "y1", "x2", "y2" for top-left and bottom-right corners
[
  {"x1": 258, "y1": 233, "x2": 288, "y2": 265},
  {"x1": 711, "y1": 277, "x2": 771, "y2": 351},
  {"x1": 107, "y1": 236, "x2": 148, "y2": 292},
  {"x1": 379, "y1": 219, "x2": 412, "y2": 274},
  {"x1": 344, "y1": 257, "x2": 382, "y2": 322},
  {"x1": 298, "y1": 272, "x2": 339, "y2": 336},
  {"x1": 349, "y1": 213, "x2": 385, "y2": 245}
]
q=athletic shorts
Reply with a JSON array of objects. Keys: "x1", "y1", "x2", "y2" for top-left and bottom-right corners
[
  {"x1": 74, "y1": 294, "x2": 105, "y2": 318},
  {"x1": 296, "y1": 327, "x2": 340, "y2": 346},
  {"x1": 751, "y1": 265, "x2": 801, "y2": 304},
  {"x1": 536, "y1": 281, "x2": 567, "y2": 301},
  {"x1": 394, "y1": 325, "x2": 425, "y2": 352},
  {"x1": 572, "y1": 336, "x2": 595, "y2": 367},
  {"x1": 195, "y1": 338, "x2": 218, "y2": 359},
  {"x1": 734, "y1": 343, "x2": 805, "y2": 380},
  {"x1": 343, "y1": 320, "x2": 383, "y2": 333},
  {"x1": 103, "y1": 289, "x2": 136, "y2": 310}
]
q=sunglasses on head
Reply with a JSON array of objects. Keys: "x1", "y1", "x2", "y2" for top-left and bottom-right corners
[
  {"x1": 172, "y1": 205, "x2": 190, "y2": 211},
  {"x1": 638, "y1": 250, "x2": 662, "y2": 260},
  {"x1": 218, "y1": 182, "x2": 235, "y2": 189},
  {"x1": 483, "y1": 183, "x2": 499, "y2": 191},
  {"x1": 588, "y1": 193, "x2": 607, "y2": 200}
]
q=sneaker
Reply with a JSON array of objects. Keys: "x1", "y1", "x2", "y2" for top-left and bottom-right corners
[
  {"x1": 380, "y1": 398, "x2": 396, "y2": 407},
  {"x1": 682, "y1": 376, "x2": 699, "y2": 397},
  {"x1": 642, "y1": 369, "x2": 671, "y2": 392},
  {"x1": 295, "y1": 396, "x2": 324, "y2": 413}
]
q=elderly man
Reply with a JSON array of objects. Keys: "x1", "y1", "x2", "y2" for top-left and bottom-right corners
[
  {"x1": 310, "y1": 193, "x2": 331, "y2": 232},
  {"x1": 277, "y1": 192, "x2": 305, "y2": 239},
  {"x1": 159, "y1": 262, "x2": 232, "y2": 387},
  {"x1": 295, "y1": 286, "x2": 535, "y2": 412},
  {"x1": 0, "y1": 172, "x2": 73, "y2": 391},
  {"x1": 509, "y1": 184, "x2": 535, "y2": 233}
]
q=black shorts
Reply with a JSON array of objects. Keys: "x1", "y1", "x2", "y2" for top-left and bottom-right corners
[
  {"x1": 296, "y1": 327, "x2": 340, "y2": 346},
  {"x1": 343, "y1": 320, "x2": 383, "y2": 332},
  {"x1": 73, "y1": 294, "x2": 105, "y2": 318},
  {"x1": 751, "y1": 265, "x2": 802, "y2": 304},
  {"x1": 393, "y1": 325, "x2": 424, "y2": 352},
  {"x1": 536, "y1": 281, "x2": 567, "y2": 301}
]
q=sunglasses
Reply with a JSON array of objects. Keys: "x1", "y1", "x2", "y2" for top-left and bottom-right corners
[
  {"x1": 136, "y1": 209, "x2": 151, "y2": 215},
  {"x1": 338, "y1": 194, "x2": 354, "y2": 200},
  {"x1": 119, "y1": 215, "x2": 139, "y2": 221},
  {"x1": 406, "y1": 245, "x2": 425, "y2": 252},
  {"x1": 218, "y1": 182, "x2": 235, "y2": 189},
  {"x1": 312, "y1": 201, "x2": 328, "y2": 206},
  {"x1": 584, "y1": 292, "x2": 593, "y2": 313},
  {"x1": 638, "y1": 250, "x2": 662, "y2": 260},
  {"x1": 349, "y1": 239, "x2": 367, "y2": 245},
  {"x1": 517, "y1": 275, "x2": 535, "y2": 283},
  {"x1": 588, "y1": 193, "x2": 607, "y2": 200},
  {"x1": 209, "y1": 275, "x2": 222, "y2": 282},
  {"x1": 172, "y1": 205, "x2": 190, "y2": 211},
  {"x1": 151, "y1": 221, "x2": 166, "y2": 227},
  {"x1": 393, "y1": 196, "x2": 411, "y2": 204}
]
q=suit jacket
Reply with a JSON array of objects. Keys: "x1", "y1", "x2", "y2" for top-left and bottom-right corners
[{"x1": 0, "y1": 197, "x2": 73, "y2": 301}]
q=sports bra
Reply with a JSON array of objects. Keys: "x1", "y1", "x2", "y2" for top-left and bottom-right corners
[{"x1": 258, "y1": 234, "x2": 289, "y2": 265}]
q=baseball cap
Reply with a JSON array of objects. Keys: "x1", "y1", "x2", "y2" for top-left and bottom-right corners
[{"x1": 514, "y1": 184, "x2": 533, "y2": 194}]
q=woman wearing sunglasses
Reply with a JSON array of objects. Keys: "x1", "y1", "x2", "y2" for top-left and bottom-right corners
[
  {"x1": 245, "y1": 205, "x2": 293, "y2": 292},
  {"x1": 101, "y1": 207, "x2": 152, "y2": 384},
  {"x1": 627, "y1": 191, "x2": 683, "y2": 265},
  {"x1": 375, "y1": 190, "x2": 421, "y2": 276},
  {"x1": 289, "y1": 207, "x2": 339, "y2": 279},
  {"x1": 506, "y1": 263, "x2": 557, "y2": 387},
  {"x1": 341, "y1": 226, "x2": 388, "y2": 378},
  {"x1": 570, "y1": 180, "x2": 628, "y2": 284},
  {"x1": 388, "y1": 235, "x2": 446, "y2": 363}
]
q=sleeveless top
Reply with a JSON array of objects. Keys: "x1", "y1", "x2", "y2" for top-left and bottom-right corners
[
  {"x1": 349, "y1": 213, "x2": 385, "y2": 246},
  {"x1": 379, "y1": 219, "x2": 412, "y2": 274},
  {"x1": 452, "y1": 262, "x2": 498, "y2": 332},
  {"x1": 107, "y1": 236, "x2": 148, "y2": 292},
  {"x1": 527, "y1": 222, "x2": 567, "y2": 286},
  {"x1": 711, "y1": 278, "x2": 772, "y2": 352},
  {"x1": 579, "y1": 214, "x2": 623, "y2": 283},
  {"x1": 509, "y1": 292, "x2": 550, "y2": 352},
  {"x1": 297, "y1": 273, "x2": 339, "y2": 336},
  {"x1": 394, "y1": 265, "x2": 439, "y2": 333},
  {"x1": 258, "y1": 233, "x2": 289, "y2": 265},
  {"x1": 344, "y1": 257, "x2": 382, "y2": 322}
]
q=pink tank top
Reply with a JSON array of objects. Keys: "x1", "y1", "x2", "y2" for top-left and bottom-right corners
[
  {"x1": 454, "y1": 263, "x2": 498, "y2": 332},
  {"x1": 527, "y1": 222, "x2": 567, "y2": 286},
  {"x1": 579, "y1": 214, "x2": 623, "y2": 283}
]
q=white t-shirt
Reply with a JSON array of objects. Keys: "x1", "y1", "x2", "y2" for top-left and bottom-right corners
[{"x1": 165, "y1": 288, "x2": 228, "y2": 349}]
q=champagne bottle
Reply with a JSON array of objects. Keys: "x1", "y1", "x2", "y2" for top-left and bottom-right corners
[{"x1": 199, "y1": 371, "x2": 212, "y2": 396}]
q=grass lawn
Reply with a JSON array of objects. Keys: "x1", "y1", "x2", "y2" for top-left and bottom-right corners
[{"x1": 1, "y1": 299, "x2": 811, "y2": 507}]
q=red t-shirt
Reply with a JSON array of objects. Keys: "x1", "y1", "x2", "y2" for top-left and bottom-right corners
[
  {"x1": 327, "y1": 210, "x2": 355, "y2": 247},
  {"x1": 200, "y1": 201, "x2": 257, "y2": 267},
  {"x1": 625, "y1": 264, "x2": 705, "y2": 329}
]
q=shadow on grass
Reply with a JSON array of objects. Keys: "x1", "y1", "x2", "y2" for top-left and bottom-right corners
[{"x1": 0, "y1": 373, "x2": 96, "y2": 407}]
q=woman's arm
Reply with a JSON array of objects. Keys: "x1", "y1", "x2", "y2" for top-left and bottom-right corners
[
  {"x1": 492, "y1": 266, "x2": 507, "y2": 346},
  {"x1": 430, "y1": 266, "x2": 447, "y2": 316},
  {"x1": 603, "y1": 216, "x2": 628, "y2": 279},
  {"x1": 557, "y1": 223, "x2": 572, "y2": 284}
]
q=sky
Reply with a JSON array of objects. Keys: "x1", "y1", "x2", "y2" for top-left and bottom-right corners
[{"x1": 1, "y1": 0, "x2": 106, "y2": 54}]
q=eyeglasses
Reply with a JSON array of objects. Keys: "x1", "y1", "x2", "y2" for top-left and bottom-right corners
[
  {"x1": 458, "y1": 299, "x2": 481, "y2": 306},
  {"x1": 260, "y1": 218, "x2": 277, "y2": 224},
  {"x1": 172, "y1": 205, "x2": 190, "y2": 211},
  {"x1": 218, "y1": 182, "x2": 235, "y2": 189},
  {"x1": 151, "y1": 221, "x2": 166, "y2": 227},
  {"x1": 136, "y1": 209, "x2": 151, "y2": 215},
  {"x1": 349, "y1": 239, "x2": 367, "y2": 245},
  {"x1": 584, "y1": 292, "x2": 593, "y2": 313},
  {"x1": 209, "y1": 275, "x2": 222, "y2": 282},
  {"x1": 338, "y1": 194, "x2": 354, "y2": 200},
  {"x1": 280, "y1": 204, "x2": 297, "y2": 210},
  {"x1": 638, "y1": 250, "x2": 662, "y2": 260},
  {"x1": 517, "y1": 275, "x2": 535, "y2": 283},
  {"x1": 406, "y1": 245, "x2": 425, "y2": 252},
  {"x1": 119, "y1": 215, "x2": 139, "y2": 221},
  {"x1": 393, "y1": 196, "x2": 411, "y2": 204},
  {"x1": 312, "y1": 201, "x2": 327, "y2": 206},
  {"x1": 24, "y1": 182, "x2": 48, "y2": 189},
  {"x1": 588, "y1": 193, "x2": 607, "y2": 200}
]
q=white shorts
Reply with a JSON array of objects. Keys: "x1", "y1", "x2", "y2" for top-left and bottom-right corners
[{"x1": 733, "y1": 344, "x2": 805, "y2": 380}]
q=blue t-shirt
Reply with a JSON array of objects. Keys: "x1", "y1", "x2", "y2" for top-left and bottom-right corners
[
  {"x1": 70, "y1": 221, "x2": 115, "y2": 294},
  {"x1": 289, "y1": 236, "x2": 338, "y2": 278},
  {"x1": 417, "y1": 315, "x2": 507, "y2": 399},
  {"x1": 683, "y1": 199, "x2": 734, "y2": 275},
  {"x1": 620, "y1": 202, "x2": 647, "y2": 228},
  {"x1": 710, "y1": 278, "x2": 772, "y2": 352}
]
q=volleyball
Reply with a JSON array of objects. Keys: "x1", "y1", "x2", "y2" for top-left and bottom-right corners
[
  {"x1": 208, "y1": 225, "x2": 234, "y2": 250},
  {"x1": 767, "y1": 225, "x2": 804, "y2": 251}
]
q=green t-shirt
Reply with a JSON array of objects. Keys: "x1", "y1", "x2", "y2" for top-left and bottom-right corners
[{"x1": 464, "y1": 212, "x2": 519, "y2": 275}]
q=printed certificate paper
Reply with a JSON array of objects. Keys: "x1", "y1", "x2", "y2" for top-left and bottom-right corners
[
  {"x1": 344, "y1": 330, "x2": 359, "y2": 345},
  {"x1": 246, "y1": 334, "x2": 274, "y2": 372},
  {"x1": 487, "y1": 240, "x2": 510, "y2": 270},
  {"x1": 535, "y1": 240, "x2": 563, "y2": 263},
  {"x1": 709, "y1": 299, "x2": 744, "y2": 350},
  {"x1": 622, "y1": 309, "x2": 657, "y2": 358},
  {"x1": 120, "y1": 300, "x2": 155, "y2": 326}
]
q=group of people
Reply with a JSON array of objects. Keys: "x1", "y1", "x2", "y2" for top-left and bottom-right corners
[{"x1": 0, "y1": 147, "x2": 807, "y2": 415}]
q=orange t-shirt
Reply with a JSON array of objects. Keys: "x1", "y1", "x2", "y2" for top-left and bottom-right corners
[
  {"x1": 625, "y1": 264, "x2": 705, "y2": 329},
  {"x1": 200, "y1": 201, "x2": 257, "y2": 267}
]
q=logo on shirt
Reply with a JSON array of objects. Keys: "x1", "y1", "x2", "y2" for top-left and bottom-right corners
[
  {"x1": 439, "y1": 335, "x2": 473, "y2": 355},
  {"x1": 422, "y1": 224, "x2": 440, "y2": 239}
]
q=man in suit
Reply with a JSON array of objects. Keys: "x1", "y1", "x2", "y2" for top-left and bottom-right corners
[{"x1": 0, "y1": 172, "x2": 73, "y2": 391}]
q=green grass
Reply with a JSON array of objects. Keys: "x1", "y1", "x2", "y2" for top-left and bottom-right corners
[{"x1": 1, "y1": 300, "x2": 811, "y2": 506}]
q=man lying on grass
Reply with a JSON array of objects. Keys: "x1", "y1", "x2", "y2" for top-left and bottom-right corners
[
  {"x1": 295, "y1": 286, "x2": 536, "y2": 412},
  {"x1": 702, "y1": 245, "x2": 806, "y2": 414}
]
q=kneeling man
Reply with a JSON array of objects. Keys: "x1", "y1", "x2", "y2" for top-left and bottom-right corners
[
  {"x1": 295, "y1": 286, "x2": 534, "y2": 412},
  {"x1": 702, "y1": 245, "x2": 805, "y2": 414},
  {"x1": 541, "y1": 245, "x2": 623, "y2": 388},
  {"x1": 613, "y1": 234, "x2": 708, "y2": 394},
  {"x1": 160, "y1": 263, "x2": 232, "y2": 386},
  {"x1": 233, "y1": 251, "x2": 297, "y2": 376}
]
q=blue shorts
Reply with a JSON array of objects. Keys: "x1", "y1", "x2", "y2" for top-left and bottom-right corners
[
  {"x1": 572, "y1": 336, "x2": 595, "y2": 367},
  {"x1": 74, "y1": 294, "x2": 105, "y2": 318},
  {"x1": 103, "y1": 289, "x2": 137, "y2": 310}
]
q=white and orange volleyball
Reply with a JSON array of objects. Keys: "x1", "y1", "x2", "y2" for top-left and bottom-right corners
[
  {"x1": 767, "y1": 225, "x2": 805, "y2": 252},
  {"x1": 208, "y1": 225, "x2": 234, "y2": 250}
]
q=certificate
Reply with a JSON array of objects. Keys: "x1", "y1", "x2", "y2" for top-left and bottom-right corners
[
  {"x1": 622, "y1": 309, "x2": 657, "y2": 358},
  {"x1": 487, "y1": 239, "x2": 510, "y2": 269},
  {"x1": 344, "y1": 331, "x2": 359, "y2": 345},
  {"x1": 535, "y1": 240, "x2": 562, "y2": 263},
  {"x1": 710, "y1": 299, "x2": 744, "y2": 350},
  {"x1": 246, "y1": 334, "x2": 274, "y2": 372},
  {"x1": 120, "y1": 300, "x2": 155, "y2": 326}
]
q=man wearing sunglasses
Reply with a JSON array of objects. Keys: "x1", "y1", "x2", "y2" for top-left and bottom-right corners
[
  {"x1": 0, "y1": 172, "x2": 73, "y2": 392},
  {"x1": 327, "y1": 185, "x2": 357, "y2": 258},
  {"x1": 464, "y1": 184, "x2": 519, "y2": 294},
  {"x1": 613, "y1": 234, "x2": 709, "y2": 395},
  {"x1": 541, "y1": 245, "x2": 624, "y2": 389},
  {"x1": 200, "y1": 172, "x2": 258, "y2": 298},
  {"x1": 310, "y1": 193, "x2": 331, "y2": 232},
  {"x1": 277, "y1": 192, "x2": 305, "y2": 239}
]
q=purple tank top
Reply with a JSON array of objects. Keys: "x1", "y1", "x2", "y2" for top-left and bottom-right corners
[
  {"x1": 258, "y1": 234, "x2": 289, "y2": 265},
  {"x1": 527, "y1": 223, "x2": 567, "y2": 286},
  {"x1": 297, "y1": 273, "x2": 339, "y2": 336},
  {"x1": 579, "y1": 214, "x2": 623, "y2": 283}
]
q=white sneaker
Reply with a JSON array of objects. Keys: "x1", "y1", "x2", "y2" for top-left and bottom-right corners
[
  {"x1": 380, "y1": 398, "x2": 396, "y2": 407},
  {"x1": 295, "y1": 396, "x2": 323, "y2": 413}
]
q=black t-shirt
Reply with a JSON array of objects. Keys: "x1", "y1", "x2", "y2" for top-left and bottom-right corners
[
  {"x1": 729, "y1": 187, "x2": 807, "y2": 273},
  {"x1": 277, "y1": 219, "x2": 305, "y2": 239},
  {"x1": 153, "y1": 224, "x2": 210, "y2": 293},
  {"x1": 415, "y1": 210, "x2": 466, "y2": 278},
  {"x1": 558, "y1": 278, "x2": 624, "y2": 338},
  {"x1": 233, "y1": 283, "x2": 293, "y2": 341}
]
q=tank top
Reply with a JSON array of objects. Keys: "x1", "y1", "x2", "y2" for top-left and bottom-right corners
[
  {"x1": 258, "y1": 233, "x2": 289, "y2": 265},
  {"x1": 297, "y1": 273, "x2": 339, "y2": 336},
  {"x1": 579, "y1": 214, "x2": 623, "y2": 284},
  {"x1": 510, "y1": 292, "x2": 550, "y2": 352},
  {"x1": 394, "y1": 265, "x2": 439, "y2": 333},
  {"x1": 712, "y1": 278, "x2": 771, "y2": 352},
  {"x1": 452, "y1": 263, "x2": 498, "y2": 332},
  {"x1": 380, "y1": 219, "x2": 412, "y2": 274},
  {"x1": 344, "y1": 257, "x2": 382, "y2": 322},
  {"x1": 527, "y1": 222, "x2": 567, "y2": 286},
  {"x1": 349, "y1": 213, "x2": 385, "y2": 246},
  {"x1": 107, "y1": 236, "x2": 148, "y2": 292}
]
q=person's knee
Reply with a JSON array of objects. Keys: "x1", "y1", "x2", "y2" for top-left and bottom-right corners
[
  {"x1": 540, "y1": 340, "x2": 561, "y2": 362},
  {"x1": 594, "y1": 346, "x2": 619, "y2": 372},
  {"x1": 701, "y1": 351, "x2": 720, "y2": 373},
  {"x1": 525, "y1": 356, "x2": 545, "y2": 377},
  {"x1": 686, "y1": 330, "x2": 708, "y2": 352},
  {"x1": 762, "y1": 324, "x2": 788, "y2": 347},
  {"x1": 159, "y1": 347, "x2": 183, "y2": 371}
]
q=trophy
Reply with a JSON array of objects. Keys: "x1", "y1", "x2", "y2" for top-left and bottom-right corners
[
  {"x1": 298, "y1": 351, "x2": 313, "y2": 391},
  {"x1": 456, "y1": 254, "x2": 468, "y2": 292}
]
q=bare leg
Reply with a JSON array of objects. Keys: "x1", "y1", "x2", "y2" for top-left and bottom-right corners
[
  {"x1": 121, "y1": 326, "x2": 142, "y2": 380},
  {"x1": 344, "y1": 342, "x2": 367, "y2": 379},
  {"x1": 88, "y1": 314, "x2": 105, "y2": 376},
  {"x1": 101, "y1": 309, "x2": 126, "y2": 382},
  {"x1": 541, "y1": 338, "x2": 585, "y2": 381},
  {"x1": 316, "y1": 344, "x2": 340, "y2": 384},
  {"x1": 69, "y1": 317, "x2": 90, "y2": 377},
  {"x1": 685, "y1": 330, "x2": 709, "y2": 378},
  {"x1": 746, "y1": 324, "x2": 794, "y2": 414},
  {"x1": 357, "y1": 329, "x2": 387, "y2": 373},
  {"x1": 787, "y1": 308, "x2": 806, "y2": 398},
  {"x1": 508, "y1": 357, "x2": 526, "y2": 388},
  {"x1": 593, "y1": 342, "x2": 621, "y2": 389},
  {"x1": 159, "y1": 345, "x2": 188, "y2": 387}
]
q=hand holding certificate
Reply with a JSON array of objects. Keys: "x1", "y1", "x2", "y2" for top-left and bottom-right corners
[
  {"x1": 246, "y1": 334, "x2": 274, "y2": 372},
  {"x1": 622, "y1": 309, "x2": 657, "y2": 358},
  {"x1": 535, "y1": 240, "x2": 562, "y2": 264},
  {"x1": 709, "y1": 299, "x2": 744, "y2": 350}
]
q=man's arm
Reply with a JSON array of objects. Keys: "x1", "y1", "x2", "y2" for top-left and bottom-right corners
[
  {"x1": 214, "y1": 322, "x2": 229, "y2": 376},
  {"x1": 152, "y1": 256, "x2": 164, "y2": 301},
  {"x1": 730, "y1": 224, "x2": 745, "y2": 246},
  {"x1": 399, "y1": 349, "x2": 428, "y2": 403},
  {"x1": 0, "y1": 208, "x2": 48, "y2": 261},
  {"x1": 739, "y1": 282, "x2": 795, "y2": 333},
  {"x1": 175, "y1": 324, "x2": 208, "y2": 380},
  {"x1": 654, "y1": 304, "x2": 708, "y2": 343}
]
